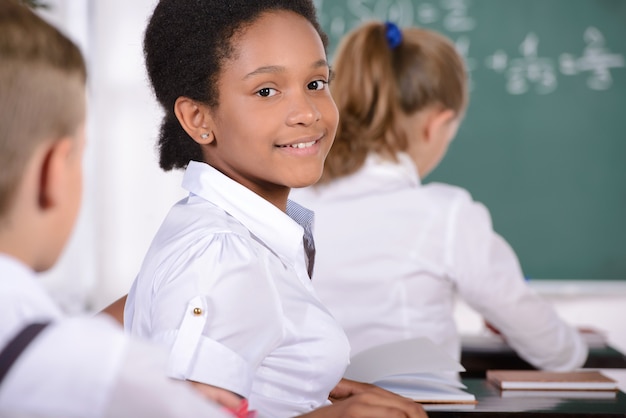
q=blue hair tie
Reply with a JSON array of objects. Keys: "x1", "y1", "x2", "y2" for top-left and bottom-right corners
[{"x1": 385, "y1": 21, "x2": 402, "y2": 49}]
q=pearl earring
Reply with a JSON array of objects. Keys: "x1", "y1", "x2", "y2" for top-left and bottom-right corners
[{"x1": 200, "y1": 133, "x2": 210, "y2": 139}]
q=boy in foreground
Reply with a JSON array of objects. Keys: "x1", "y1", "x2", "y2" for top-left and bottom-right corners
[{"x1": 0, "y1": 1, "x2": 237, "y2": 416}]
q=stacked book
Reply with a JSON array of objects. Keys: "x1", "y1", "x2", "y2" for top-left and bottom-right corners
[{"x1": 486, "y1": 369, "x2": 619, "y2": 399}]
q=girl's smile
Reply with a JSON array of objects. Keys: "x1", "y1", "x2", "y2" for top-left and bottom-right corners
[{"x1": 275, "y1": 133, "x2": 324, "y2": 153}]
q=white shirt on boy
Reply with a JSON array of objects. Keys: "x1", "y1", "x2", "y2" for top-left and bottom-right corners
[{"x1": 0, "y1": 254, "x2": 229, "y2": 418}]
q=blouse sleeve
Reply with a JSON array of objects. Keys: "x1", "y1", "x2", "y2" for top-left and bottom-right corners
[
  {"x1": 447, "y1": 192, "x2": 588, "y2": 371},
  {"x1": 146, "y1": 232, "x2": 285, "y2": 397}
]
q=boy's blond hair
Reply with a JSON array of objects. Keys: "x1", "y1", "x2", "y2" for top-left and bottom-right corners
[
  {"x1": 0, "y1": 0, "x2": 86, "y2": 217},
  {"x1": 320, "y1": 22, "x2": 468, "y2": 183}
]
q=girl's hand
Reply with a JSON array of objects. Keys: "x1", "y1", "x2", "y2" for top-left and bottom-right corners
[
  {"x1": 301, "y1": 388, "x2": 428, "y2": 418},
  {"x1": 298, "y1": 378, "x2": 427, "y2": 417},
  {"x1": 329, "y1": 378, "x2": 378, "y2": 401}
]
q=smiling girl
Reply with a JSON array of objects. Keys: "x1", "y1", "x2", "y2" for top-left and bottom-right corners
[{"x1": 122, "y1": 1, "x2": 425, "y2": 418}]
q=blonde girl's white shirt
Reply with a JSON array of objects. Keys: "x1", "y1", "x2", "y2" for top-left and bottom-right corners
[
  {"x1": 125, "y1": 161, "x2": 351, "y2": 418},
  {"x1": 290, "y1": 153, "x2": 587, "y2": 371},
  {"x1": 0, "y1": 254, "x2": 231, "y2": 418}
]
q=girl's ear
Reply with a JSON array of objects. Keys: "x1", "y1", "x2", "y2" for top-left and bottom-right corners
[
  {"x1": 174, "y1": 97, "x2": 215, "y2": 145},
  {"x1": 423, "y1": 108, "x2": 457, "y2": 144}
]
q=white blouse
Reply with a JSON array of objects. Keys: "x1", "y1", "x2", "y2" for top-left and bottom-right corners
[
  {"x1": 291, "y1": 153, "x2": 587, "y2": 371},
  {"x1": 0, "y1": 254, "x2": 229, "y2": 418},
  {"x1": 125, "y1": 161, "x2": 350, "y2": 418}
]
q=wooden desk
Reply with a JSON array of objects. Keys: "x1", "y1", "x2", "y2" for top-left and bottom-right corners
[
  {"x1": 427, "y1": 378, "x2": 626, "y2": 417},
  {"x1": 461, "y1": 336, "x2": 626, "y2": 378}
]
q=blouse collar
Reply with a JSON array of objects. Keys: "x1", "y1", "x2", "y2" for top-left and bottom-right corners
[{"x1": 182, "y1": 161, "x2": 310, "y2": 269}]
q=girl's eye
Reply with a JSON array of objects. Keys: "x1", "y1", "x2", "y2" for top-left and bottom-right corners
[
  {"x1": 307, "y1": 80, "x2": 328, "y2": 91},
  {"x1": 257, "y1": 87, "x2": 277, "y2": 97}
]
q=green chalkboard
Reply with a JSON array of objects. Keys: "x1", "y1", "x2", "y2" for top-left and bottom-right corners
[{"x1": 314, "y1": 0, "x2": 626, "y2": 280}]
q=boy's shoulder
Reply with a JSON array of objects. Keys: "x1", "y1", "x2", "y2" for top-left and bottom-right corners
[
  {"x1": 0, "y1": 314, "x2": 221, "y2": 417},
  {"x1": 0, "y1": 315, "x2": 128, "y2": 412}
]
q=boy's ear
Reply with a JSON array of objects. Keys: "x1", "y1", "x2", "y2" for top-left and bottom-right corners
[
  {"x1": 38, "y1": 138, "x2": 73, "y2": 210},
  {"x1": 423, "y1": 108, "x2": 457, "y2": 144},
  {"x1": 174, "y1": 97, "x2": 215, "y2": 145}
]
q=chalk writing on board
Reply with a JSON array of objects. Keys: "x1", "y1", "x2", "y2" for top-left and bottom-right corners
[
  {"x1": 315, "y1": 0, "x2": 475, "y2": 39},
  {"x1": 314, "y1": 0, "x2": 626, "y2": 95},
  {"x1": 485, "y1": 33, "x2": 558, "y2": 95},
  {"x1": 560, "y1": 27, "x2": 626, "y2": 91},
  {"x1": 484, "y1": 28, "x2": 625, "y2": 94},
  {"x1": 439, "y1": 0, "x2": 476, "y2": 32}
]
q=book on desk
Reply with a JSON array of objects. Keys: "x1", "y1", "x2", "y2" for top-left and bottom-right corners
[
  {"x1": 499, "y1": 389, "x2": 617, "y2": 399},
  {"x1": 486, "y1": 369, "x2": 619, "y2": 391},
  {"x1": 344, "y1": 337, "x2": 477, "y2": 404}
]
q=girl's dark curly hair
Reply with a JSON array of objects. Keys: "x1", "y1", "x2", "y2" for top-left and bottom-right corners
[{"x1": 144, "y1": 0, "x2": 328, "y2": 171}]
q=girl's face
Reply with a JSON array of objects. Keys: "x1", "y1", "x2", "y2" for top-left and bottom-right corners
[{"x1": 204, "y1": 10, "x2": 338, "y2": 209}]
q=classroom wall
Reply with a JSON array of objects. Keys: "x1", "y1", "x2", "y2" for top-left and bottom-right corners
[{"x1": 36, "y1": 0, "x2": 626, "y2": 354}]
